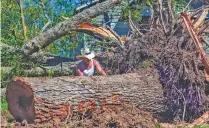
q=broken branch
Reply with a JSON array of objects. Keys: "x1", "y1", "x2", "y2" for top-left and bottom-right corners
[
  {"x1": 198, "y1": 20, "x2": 209, "y2": 35},
  {"x1": 21, "y1": 0, "x2": 122, "y2": 55},
  {"x1": 105, "y1": 25, "x2": 124, "y2": 49},
  {"x1": 193, "y1": 8, "x2": 209, "y2": 30}
]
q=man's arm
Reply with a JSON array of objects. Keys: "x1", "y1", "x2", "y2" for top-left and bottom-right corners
[{"x1": 94, "y1": 60, "x2": 106, "y2": 76}]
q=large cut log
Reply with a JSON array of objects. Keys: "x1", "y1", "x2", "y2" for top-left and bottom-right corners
[{"x1": 6, "y1": 68, "x2": 165, "y2": 124}]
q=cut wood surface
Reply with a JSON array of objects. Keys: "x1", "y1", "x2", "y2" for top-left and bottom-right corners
[{"x1": 6, "y1": 68, "x2": 166, "y2": 123}]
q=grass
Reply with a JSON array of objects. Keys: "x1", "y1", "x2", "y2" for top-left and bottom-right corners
[
  {"x1": 158, "y1": 124, "x2": 209, "y2": 128},
  {"x1": 1, "y1": 96, "x2": 8, "y2": 110},
  {"x1": 180, "y1": 125, "x2": 209, "y2": 128},
  {"x1": 1, "y1": 96, "x2": 14, "y2": 127},
  {"x1": 191, "y1": 125, "x2": 209, "y2": 128}
]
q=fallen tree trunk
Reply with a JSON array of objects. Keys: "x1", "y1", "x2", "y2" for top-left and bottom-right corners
[{"x1": 6, "y1": 68, "x2": 165, "y2": 124}]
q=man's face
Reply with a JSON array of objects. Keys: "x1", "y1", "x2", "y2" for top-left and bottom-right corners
[{"x1": 83, "y1": 58, "x2": 91, "y2": 65}]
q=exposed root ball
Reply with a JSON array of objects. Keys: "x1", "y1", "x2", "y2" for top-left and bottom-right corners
[{"x1": 101, "y1": 26, "x2": 206, "y2": 122}]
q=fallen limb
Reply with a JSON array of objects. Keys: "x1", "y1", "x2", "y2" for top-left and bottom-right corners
[
  {"x1": 0, "y1": 43, "x2": 51, "y2": 62},
  {"x1": 1, "y1": 61, "x2": 75, "y2": 77},
  {"x1": 21, "y1": 0, "x2": 122, "y2": 55}
]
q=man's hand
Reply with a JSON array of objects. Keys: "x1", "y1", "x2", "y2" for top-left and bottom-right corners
[{"x1": 76, "y1": 68, "x2": 84, "y2": 76}]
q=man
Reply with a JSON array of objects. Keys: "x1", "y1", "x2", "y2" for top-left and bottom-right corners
[{"x1": 76, "y1": 48, "x2": 106, "y2": 76}]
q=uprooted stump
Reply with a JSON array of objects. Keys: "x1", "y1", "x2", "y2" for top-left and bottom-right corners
[{"x1": 6, "y1": 68, "x2": 166, "y2": 124}]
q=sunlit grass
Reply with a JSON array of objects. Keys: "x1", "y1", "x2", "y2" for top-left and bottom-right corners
[
  {"x1": 192, "y1": 125, "x2": 209, "y2": 128},
  {"x1": 1, "y1": 96, "x2": 8, "y2": 110}
]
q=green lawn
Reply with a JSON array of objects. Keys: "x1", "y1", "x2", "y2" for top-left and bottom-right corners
[
  {"x1": 1, "y1": 96, "x2": 8, "y2": 110},
  {"x1": 192, "y1": 126, "x2": 209, "y2": 128}
]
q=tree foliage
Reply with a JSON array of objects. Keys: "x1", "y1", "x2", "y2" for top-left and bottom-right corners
[
  {"x1": 1, "y1": 0, "x2": 83, "y2": 66},
  {"x1": 121, "y1": 2, "x2": 142, "y2": 22},
  {"x1": 1, "y1": 0, "x2": 84, "y2": 87}
]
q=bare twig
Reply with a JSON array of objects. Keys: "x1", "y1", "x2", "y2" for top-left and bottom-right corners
[
  {"x1": 129, "y1": 17, "x2": 136, "y2": 32},
  {"x1": 128, "y1": 11, "x2": 145, "y2": 37},
  {"x1": 65, "y1": 104, "x2": 73, "y2": 124},
  {"x1": 41, "y1": 15, "x2": 51, "y2": 33},
  {"x1": 157, "y1": 0, "x2": 167, "y2": 34},
  {"x1": 172, "y1": 84, "x2": 187, "y2": 122},
  {"x1": 191, "y1": 5, "x2": 209, "y2": 18},
  {"x1": 167, "y1": 19, "x2": 183, "y2": 41},
  {"x1": 19, "y1": 0, "x2": 28, "y2": 41},
  {"x1": 81, "y1": 107, "x2": 88, "y2": 127},
  {"x1": 105, "y1": 25, "x2": 124, "y2": 49},
  {"x1": 150, "y1": 5, "x2": 154, "y2": 22},
  {"x1": 61, "y1": 16, "x2": 70, "y2": 20},
  {"x1": 39, "y1": 0, "x2": 51, "y2": 33},
  {"x1": 202, "y1": 37, "x2": 209, "y2": 47},
  {"x1": 167, "y1": 0, "x2": 175, "y2": 22},
  {"x1": 167, "y1": 0, "x2": 176, "y2": 33},
  {"x1": 183, "y1": 0, "x2": 193, "y2": 11}
]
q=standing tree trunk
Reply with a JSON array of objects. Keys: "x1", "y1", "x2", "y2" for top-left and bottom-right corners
[
  {"x1": 6, "y1": 68, "x2": 166, "y2": 124},
  {"x1": 19, "y1": 0, "x2": 28, "y2": 41}
]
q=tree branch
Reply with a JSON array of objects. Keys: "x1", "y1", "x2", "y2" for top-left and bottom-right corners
[
  {"x1": 157, "y1": 0, "x2": 167, "y2": 34},
  {"x1": 128, "y1": 11, "x2": 145, "y2": 37},
  {"x1": 1, "y1": 43, "x2": 51, "y2": 62},
  {"x1": 167, "y1": 0, "x2": 175, "y2": 33},
  {"x1": 191, "y1": 5, "x2": 209, "y2": 18},
  {"x1": 21, "y1": 0, "x2": 122, "y2": 55},
  {"x1": 1, "y1": 43, "x2": 23, "y2": 54},
  {"x1": 198, "y1": 20, "x2": 209, "y2": 35},
  {"x1": 39, "y1": 0, "x2": 51, "y2": 33},
  {"x1": 105, "y1": 25, "x2": 124, "y2": 49},
  {"x1": 202, "y1": 37, "x2": 209, "y2": 47},
  {"x1": 193, "y1": 8, "x2": 209, "y2": 30}
]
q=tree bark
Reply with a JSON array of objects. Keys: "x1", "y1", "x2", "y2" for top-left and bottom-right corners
[
  {"x1": 1, "y1": 62, "x2": 75, "y2": 77},
  {"x1": 21, "y1": 0, "x2": 122, "y2": 55},
  {"x1": 0, "y1": 43, "x2": 52, "y2": 62},
  {"x1": 6, "y1": 68, "x2": 166, "y2": 124}
]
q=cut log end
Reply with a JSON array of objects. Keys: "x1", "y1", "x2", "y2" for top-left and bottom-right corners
[{"x1": 6, "y1": 79, "x2": 35, "y2": 123}]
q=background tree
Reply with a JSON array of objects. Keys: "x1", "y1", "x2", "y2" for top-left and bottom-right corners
[{"x1": 1, "y1": 0, "x2": 81, "y2": 87}]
